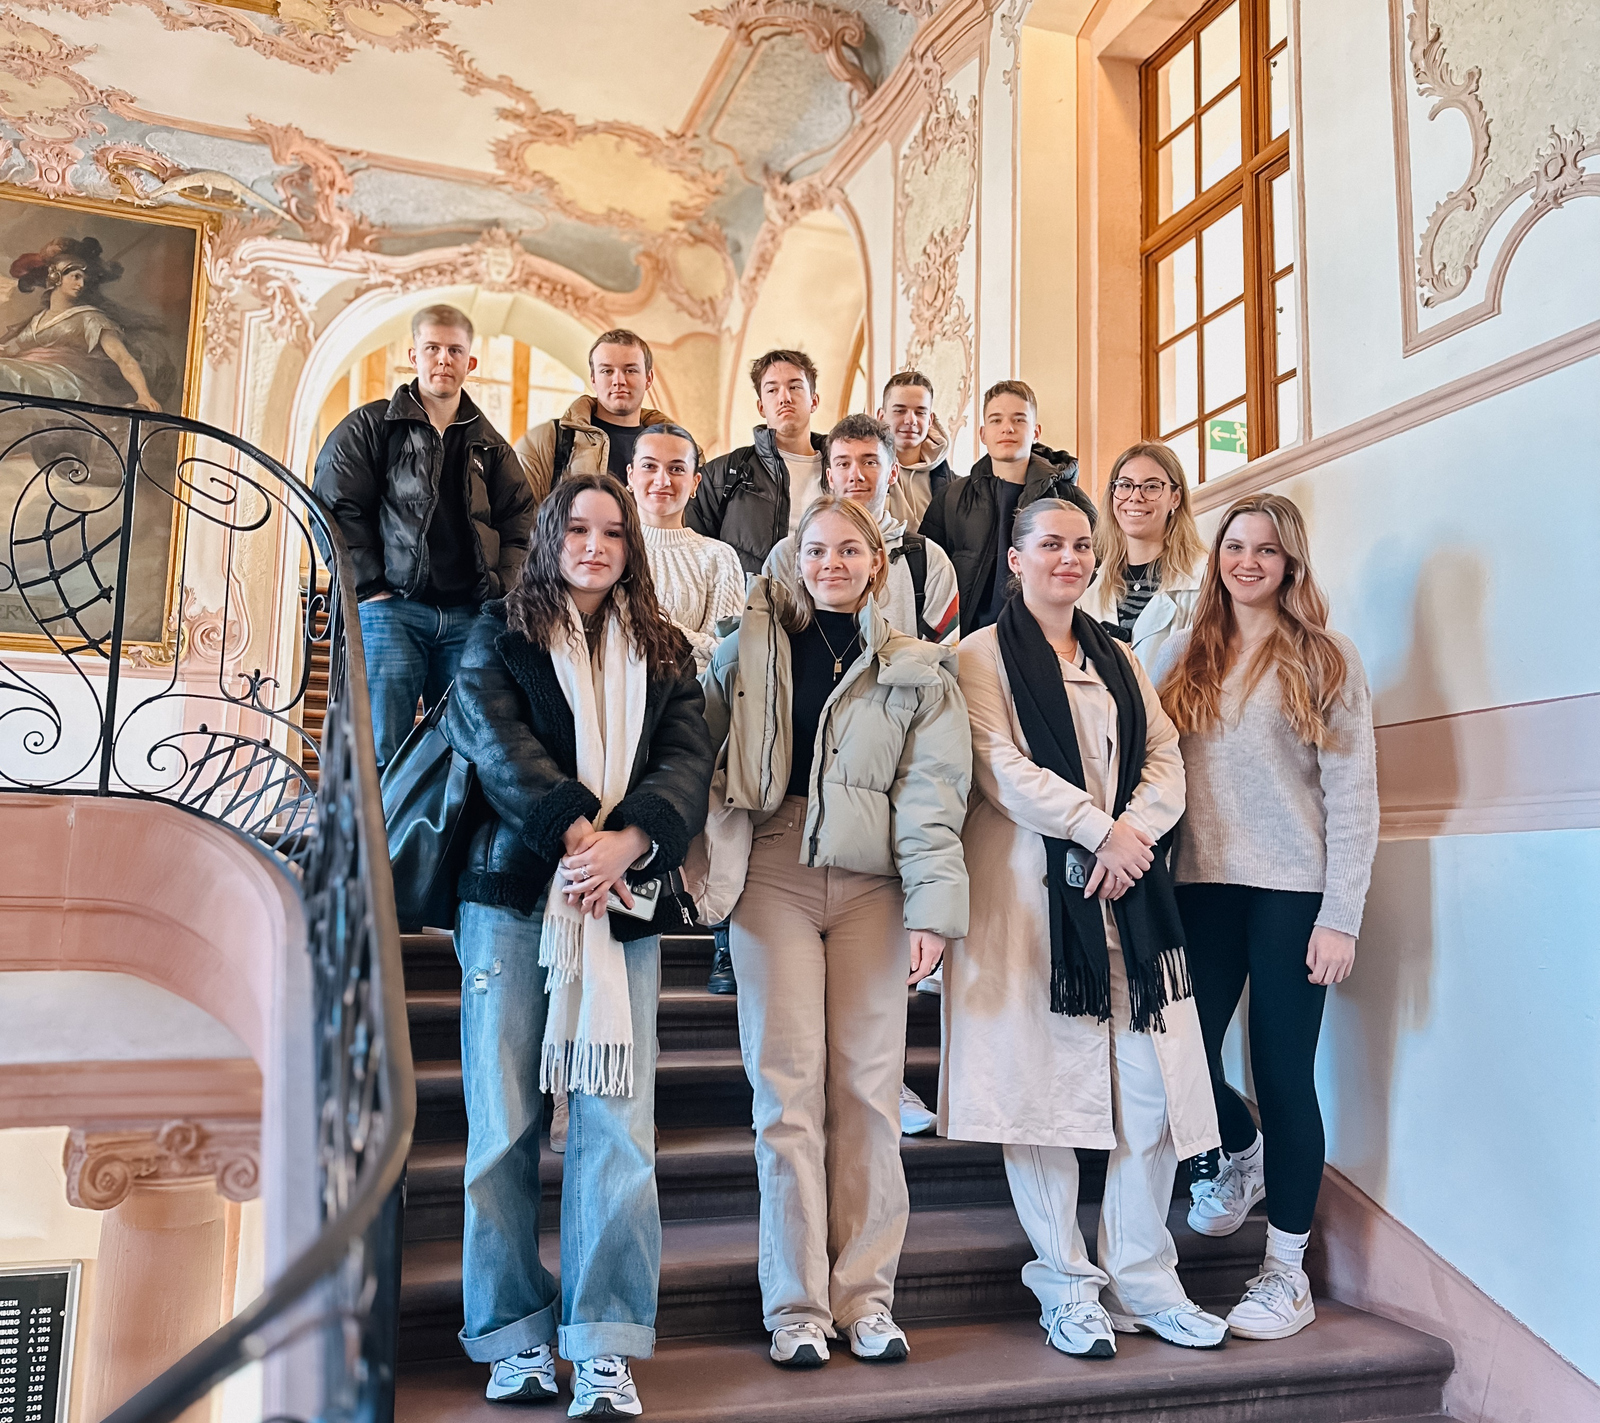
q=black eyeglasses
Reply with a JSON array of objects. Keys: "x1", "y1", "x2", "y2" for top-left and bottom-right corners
[{"x1": 1110, "y1": 478, "x2": 1175, "y2": 500}]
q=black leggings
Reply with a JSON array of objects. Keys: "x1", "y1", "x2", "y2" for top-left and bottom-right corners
[{"x1": 1176, "y1": 883, "x2": 1327, "y2": 1235}]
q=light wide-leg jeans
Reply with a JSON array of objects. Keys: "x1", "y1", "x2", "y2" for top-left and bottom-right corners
[
  {"x1": 455, "y1": 898, "x2": 662, "y2": 1363},
  {"x1": 729, "y1": 797, "x2": 911, "y2": 1332}
]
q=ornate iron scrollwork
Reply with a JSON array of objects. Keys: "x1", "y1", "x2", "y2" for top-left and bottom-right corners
[{"x1": 0, "y1": 391, "x2": 413, "y2": 1423}]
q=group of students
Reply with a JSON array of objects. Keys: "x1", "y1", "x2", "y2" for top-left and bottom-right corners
[{"x1": 314, "y1": 307, "x2": 1378, "y2": 1419}]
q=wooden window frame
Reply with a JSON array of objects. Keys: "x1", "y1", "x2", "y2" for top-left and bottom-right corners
[{"x1": 1140, "y1": 0, "x2": 1293, "y2": 481}]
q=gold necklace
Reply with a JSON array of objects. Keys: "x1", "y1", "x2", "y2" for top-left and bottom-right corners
[{"x1": 815, "y1": 617, "x2": 860, "y2": 678}]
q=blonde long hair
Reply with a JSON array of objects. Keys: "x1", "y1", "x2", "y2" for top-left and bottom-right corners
[
  {"x1": 1094, "y1": 442, "x2": 1207, "y2": 604},
  {"x1": 778, "y1": 495, "x2": 889, "y2": 633},
  {"x1": 1158, "y1": 493, "x2": 1348, "y2": 747}
]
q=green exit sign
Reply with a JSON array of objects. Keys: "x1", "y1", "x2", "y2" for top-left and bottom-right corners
[{"x1": 1207, "y1": 418, "x2": 1247, "y2": 454}]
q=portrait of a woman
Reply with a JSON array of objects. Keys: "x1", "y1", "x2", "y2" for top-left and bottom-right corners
[{"x1": 0, "y1": 235, "x2": 170, "y2": 412}]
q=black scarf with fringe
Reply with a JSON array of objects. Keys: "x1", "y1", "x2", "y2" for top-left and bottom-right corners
[{"x1": 995, "y1": 597, "x2": 1190, "y2": 1032}]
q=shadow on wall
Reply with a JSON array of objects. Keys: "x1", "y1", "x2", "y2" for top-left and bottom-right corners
[
  {"x1": 1319, "y1": 838, "x2": 1435, "y2": 1207},
  {"x1": 1317, "y1": 541, "x2": 1494, "y2": 1204}
]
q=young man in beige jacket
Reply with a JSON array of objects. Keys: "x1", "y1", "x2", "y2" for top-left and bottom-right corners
[{"x1": 514, "y1": 327, "x2": 670, "y2": 502}]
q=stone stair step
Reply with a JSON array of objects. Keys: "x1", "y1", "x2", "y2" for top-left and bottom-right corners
[
  {"x1": 403, "y1": 1126, "x2": 1012, "y2": 1241},
  {"x1": 395, "y1": 1301, "x2": 1449, "y2": 1423},
  {"x1": 397, "y1": 1201, "x2": 1268, "y2": 1363},
  {"x1": 413, "y1": 1047, "x2": 944, "y2": 1140},
  {"x1": 405, "y1": 982, "x2": 942, "y2": 1061}
]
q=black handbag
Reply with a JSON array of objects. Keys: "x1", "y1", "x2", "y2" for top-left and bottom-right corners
[{"x1": 381, "y1": 686, "x2": 479, "y2": 933}]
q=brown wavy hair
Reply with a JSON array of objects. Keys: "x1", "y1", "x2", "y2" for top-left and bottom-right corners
[
  {"x1": 1093, "y1": 441, "x2": 1207, "y2": 604},
  {"x1": 1157, "y1": 493, "x2": 1349, "y2": 747},
  {"x1": 504, "y1": 471, "x2": 687, "y2": 679}
]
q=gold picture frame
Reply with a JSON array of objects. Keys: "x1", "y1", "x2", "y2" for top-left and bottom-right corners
[{"x1": 0, "y1": 183, "x2": 212, "y2": 658}]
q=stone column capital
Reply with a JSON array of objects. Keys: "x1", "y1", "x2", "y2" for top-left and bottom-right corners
[{"x1": 63, "y1": 1119, "x2": 261, "y2": 1210}]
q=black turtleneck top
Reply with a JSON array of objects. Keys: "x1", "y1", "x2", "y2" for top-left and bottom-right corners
[{"x1": 786, "y1": 609, "x2": 865, "y2": 797}]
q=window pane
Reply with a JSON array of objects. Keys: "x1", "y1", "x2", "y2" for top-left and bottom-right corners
[
  {"x1": 1269, "y1": 48, "x2": 1290, "y2": 139},
  {"x1": 1270, "y1": 169, "x2": 1295, "y2": 275},
  {"x1": 1270, "y1": 0, "x2": 1289, "y2": 48},
  {"x1": 1199, "y1": 88, "x2": 1241, "y2": 191},
  {"x1": 1274, "y1": 270, "x2": 1299, "y2": 376},
  {"x1": 1201, "y1": 205, "x2": 1244, "y2": 314},
  {"x1": 1205, "y1": 401, "x2": 1249, "y2": 477},
  {"x1": 1157, "y1": 239, "x2": 1197, "y2": 341},
  {"x1": 1156, "y1": 43, "x2": 1193, "y2": 137},
  {"x1": 1199, "y1": 3, "x2": 1239, "y2": 104},
  {"x1": 1158, "y1": 331, "x2": 1199, "y2": 433},
  {"x1": 1201, "y1": 304, "x2": 1245, "y2": 413},
  {"x1": 1277, "y1": 375, "x2": 1300, "y2": 445},
  {"x1": 479, "y1": 334, "x2": 515, "y2": 384},
  {"x1": 1157, "y1": 129, "x2": 1196, "y2": 221},
  {"x1": 1166, "y1": 425, "x2": 1200, "y2": 487}
]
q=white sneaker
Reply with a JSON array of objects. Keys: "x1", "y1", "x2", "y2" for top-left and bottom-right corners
[
  {"x1": 1108, "y1": 1300, "x2": 1230, "y2": 1349},
  {"x1": 486, "y1": 1344, "x2": 559, "y2": 1403},
  {"x1": 567, "y1": 1355, "x2": 640, "y2": 1417},
  {"x1": 1187, "y1": 1147, "x2": 1264, "y2": 1237},
  {"x1": 549, "y1": 1089, "x2": 568, "y2": 1155},
  {"x1": 1041, "y1": 1301, "x2": 1116, "y2": 1358},
  {"x1": 770, "y1": 1321, "x2": 830, "y2": 1368},
  {"x1": 845, "y1": 1312, "x2": 909, "y2": 1361},
  {"x1": 898, "y1": 1082, "x2": 936, "y2": 1136},
  {"x1": 915, "y1": 962, "x2": 943, "y2": 995},
  {"x1": 1226, "y1": 1265, "x2": 1315, "y2": 1340}
]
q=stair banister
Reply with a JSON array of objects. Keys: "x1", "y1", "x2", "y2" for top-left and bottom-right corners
[{"x1": 0, "y1": 390, "x2": 415, "y2": 1423}]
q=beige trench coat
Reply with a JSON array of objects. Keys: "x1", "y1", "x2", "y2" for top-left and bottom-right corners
[{"x1": 938, "y1": 625, "x2": 1220, "y2": 1160}]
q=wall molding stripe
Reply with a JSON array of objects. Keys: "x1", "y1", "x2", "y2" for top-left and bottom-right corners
[
  {"x1": 0, "y1": 1059, "x2": 262, "y2": 1130},
  {"x1": 1191, "y1": 316, "x2": 1600, "y2": 513},
  {"x1": 1312, "y1": 1163, "x2": 1600, "y2": 1422},
  {"x1": 1376, "y1": 692, "x2": 1600, "y2": 839}
]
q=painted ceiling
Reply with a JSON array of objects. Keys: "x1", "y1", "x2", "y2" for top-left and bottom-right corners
[{"x1": 0, "y1": 0, "x2": 940, "y2": 322}]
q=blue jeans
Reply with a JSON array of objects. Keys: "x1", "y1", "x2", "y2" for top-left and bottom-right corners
[
  {"x1": 455, "y1": 898, "x2": 663, "y2": 1363},
  {"x1": 357, "y1": 596, "x2": 477, "y2": 771}
]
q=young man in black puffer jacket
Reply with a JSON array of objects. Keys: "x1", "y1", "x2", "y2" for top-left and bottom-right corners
[
  {"x1": 685, "y1": 348, "x2": 827, "y2": 576},
  {"x1": 920, "y1": 379, "x2": 1096, "y2": 637},
  {"x1": 313, "y1": 303, "x2": 534, "y2": 771}
]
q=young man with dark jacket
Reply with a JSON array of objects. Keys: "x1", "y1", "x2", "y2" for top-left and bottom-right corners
[
  {"x1": 920, "y1": 379, "x2": 1095, "y2": 637},
  {"x1": 313, "y1": 303, "x2": 534, "y2": 771},
  {"x1": 684, "y1": 349, "x2": 826, "y2": 575}
]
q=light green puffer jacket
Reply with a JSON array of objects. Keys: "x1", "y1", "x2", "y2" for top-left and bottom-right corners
[{"x1": 691, "y1": 576, "x2": 972, "y2": 938}]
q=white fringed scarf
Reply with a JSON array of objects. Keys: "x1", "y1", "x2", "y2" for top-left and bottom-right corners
[{"x1": 538, "y1": 593, "x2": 648, "y2": 1098}]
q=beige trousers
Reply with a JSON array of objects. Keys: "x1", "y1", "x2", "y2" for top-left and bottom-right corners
[{"x1": 730, "y1": 796, "x2": 910, "y2": 1331}]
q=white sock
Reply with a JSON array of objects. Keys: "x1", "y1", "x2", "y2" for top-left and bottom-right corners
[
  {"x1": 1265, "y1": 1224, "x2": 1309, "y2": 1272},
  {"x1": 1229, "y1": 1132, "x2": 1264, "y2": 1169}
]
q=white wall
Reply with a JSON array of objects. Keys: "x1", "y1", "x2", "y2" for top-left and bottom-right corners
[{"x1": 1217, "y1": 0, "x2": 1600, "y2": 1386}]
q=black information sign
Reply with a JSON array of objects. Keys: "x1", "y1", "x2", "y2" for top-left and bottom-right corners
[{"x1": 0, "y1": 1264, "x2": 80, "y2": 1423}]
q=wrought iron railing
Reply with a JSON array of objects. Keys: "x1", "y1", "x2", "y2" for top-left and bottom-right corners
[{"x1": 0, "y1": 391, "x2": 414, "y2": 1423}]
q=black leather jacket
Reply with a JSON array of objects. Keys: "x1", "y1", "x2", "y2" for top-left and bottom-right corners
[
  {"x1": 685, "y1": 426, "x2": 827, "y2": 576},
  {"x1": 444, "y1": 601, "x2": 713, "y2": 917},
  {"x1": 920, "y1": 445, "x2": 1094, "y2": 635},
  {"x1": 313, "y1": 383, "x2": 535, "y2": 602}
]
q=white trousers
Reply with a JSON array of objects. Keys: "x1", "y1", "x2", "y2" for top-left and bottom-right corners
[{"x1": 1002, "y1": 954, "x2": 1188, "y2": 1318}]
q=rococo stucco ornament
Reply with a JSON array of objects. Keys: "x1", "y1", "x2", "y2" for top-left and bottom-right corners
[
  {"x1": 897, "y1": 83, "x2": 977, "y2": 441},
  {"x1": 1405, "y1": 0, "x2": 1599, "y2": 307},
  {"x1": 64, "y1": 1119, "x2": 262, "y2": 1209}
]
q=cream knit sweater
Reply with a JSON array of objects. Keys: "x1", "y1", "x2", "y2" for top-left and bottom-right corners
[
  {"x1": 1156, "y1": 628, "x2": 1380, "y2": 936},
  {"x1": 641, "y1": 523, "x2": 746, "y2": 672}
]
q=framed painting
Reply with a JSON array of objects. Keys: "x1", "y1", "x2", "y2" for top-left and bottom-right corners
[{"x1": 0, "y1": 185, "x2": 209, "y2": 655}]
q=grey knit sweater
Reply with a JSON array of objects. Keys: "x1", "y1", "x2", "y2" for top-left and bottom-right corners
[{"x1": 1156, "y1": 628, "x2": 1380, "y2": 936}]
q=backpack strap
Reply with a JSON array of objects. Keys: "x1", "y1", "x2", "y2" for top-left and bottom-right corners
[
  {"x1": 889, "y1": 533, "x2": 932, "y2": 641},
  {"x1": 553, "y1": 422, "x2": 577, "y2": 487}
]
